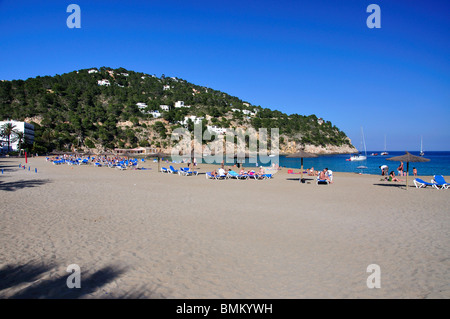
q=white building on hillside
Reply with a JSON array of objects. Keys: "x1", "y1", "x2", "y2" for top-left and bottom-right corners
[
  {"x1": 0, "y1": 120, "x2": 35, "y2": 152},
  {"x1": 174, "y1": 101, "x2": 191, "y2": 108},
  {"x1": 160, "y1": 105, "x2": 170, "y2": 111},
  {"x1": 179, "y1": 116, "x2": 204, "y2": 126},
  {"x1": 98, "y1": 79, "x2": 110, "y2": 86},
  {"x1": 207, "y1": 125, "x2": 228, "y2": 135},
  {"x1": 149, "y1": 110, "x2": 162, "y2": 118},
  {"x1": 88, "y1": 69, "x2": 98, "y2": 74}
]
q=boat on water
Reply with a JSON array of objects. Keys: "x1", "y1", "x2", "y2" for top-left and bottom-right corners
[
  {"x1": 371, "y1": 153, "x2": 378, "y2": 156},
  {"x1": 347, "y1": 153, "x2": 367, "y2": 161},
  {"x1": 347, "y1": 127, "x2": 367, "y2": 161},
  {"x1": 381, "y1": 135, "x2": 388, "y2": 156}
]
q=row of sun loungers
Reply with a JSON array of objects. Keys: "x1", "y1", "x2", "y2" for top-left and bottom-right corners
[
  {"x1": 206, "y1": 171, "x2": 273, "y2": 180},
  {"x1": 48, "y1": 157, "x2": 140, "y2": 170},
  {"x1": 160, "y1": 166, "x2": 199, "y2": 176},
  {"x1": 414, "y1": 175, "x2": 449, "y2": 189}
]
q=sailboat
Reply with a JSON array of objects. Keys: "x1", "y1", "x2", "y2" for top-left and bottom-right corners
[
  {"x1": 420, "y1": 136, "x2": 424, "y2": 156},
  {"x1": 381, "y1": 135, "x2": 388, "y2": 156},
  {"x1": 347, "y1": 127, "x2": 367, "y2": 161}
]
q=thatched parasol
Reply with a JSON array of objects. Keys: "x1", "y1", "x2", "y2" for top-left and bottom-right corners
[
  {"x1": 387, "y1": 151, "x2": 430, "y2": 189},
  {"x1": 286, "y1": 150, "x2": 318, "y2": 183},
  {"x1": 148, "y1": 152, "x2": 167, "y2": 172}
]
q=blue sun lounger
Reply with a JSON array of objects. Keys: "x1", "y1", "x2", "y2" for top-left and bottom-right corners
[
  {"x1": 169, "y1": 166, "x2": 179, "y2": 174},
  {"x1": 413, "y1": 178, "x2": 436, "y2": 188},
  {"x1": 316, "y1": 177, "x2": 329, "y2": 185},
  {"x1": 432, "y1": 175, "x2": 449, "y2": 189}
]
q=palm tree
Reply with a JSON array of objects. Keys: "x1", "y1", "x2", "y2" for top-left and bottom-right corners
[
  {"x1": 12, "y1": 131, "x2": 26, "y2": 154},
  {"x1": 1, "y1": 122, "x2": 17, "y2": 153}
]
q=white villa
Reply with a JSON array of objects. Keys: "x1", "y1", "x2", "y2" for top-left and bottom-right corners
[
  {"x1": 160, "y1": 105, "x2": 170, "y2": 111},
  {"x1": 0, "y1": 120, "x2": 35, "y2": 152},
  {"x1": 136, "y1": 102, "x2": 148, "y2": 109},
  {"x1": 149, "y1": 110, "x2": 162, "y2": 118},
  {"x1": 232, "y1": 108, "x2": 257, "y2": 116},
  {"x1": 88, "y1": 69, "x2": 98, "y2": 74},
  {"x1": 163, "y1": 85, "x2": 170, "y2": 90},
  {"x1": 98, "y1": 79, "x2": 111, "y2": 86},
  {"x1": 207, "y1": 125, "x2": 228, "y2": 135},
  {"x1": 174, "y1": 101, "x2": 190, "y2": 108},
  {"x1": 178, "y1": 116, "x2": 204, "y2": 126}
]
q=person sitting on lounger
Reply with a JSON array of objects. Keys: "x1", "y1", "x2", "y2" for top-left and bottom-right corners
[
  {"x1": 308, "y1": 167, "x2": 315, "y2": 176},
  {"x1": 211, "y1": 169, "x2": 217, "y2": 177},
  {"x1": 319, "y1": 169, "x2": 331, "y2": 183},
  {"x1": 239, "y1": 168, "x2": 246, "y2": 176},
  {"x1": 218, "y1": 167, "x2": 226, "y2": 177},
  {"x1": 257, "y1": 167, "x2": 265, "y2": 177}
]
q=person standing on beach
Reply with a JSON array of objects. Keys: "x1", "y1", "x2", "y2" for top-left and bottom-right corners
[
  {"x1": 413, "y1": 167, "x2": 418, "y2": 177},
  {"x1": 397, "y1": 161, "x2": 404, "y2": 176},
  {"x1": 380, "y1": 165, "x2": 388, "y2": 176}
]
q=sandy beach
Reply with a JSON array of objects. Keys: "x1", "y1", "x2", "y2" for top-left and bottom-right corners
[{"x1": 0, "y1": 156, "x2": 449, "y2": 299}]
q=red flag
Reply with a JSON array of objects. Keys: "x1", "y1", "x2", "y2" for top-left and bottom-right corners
[{"x1": 25, "y1": 151, "x2": 28, "y2": 163}]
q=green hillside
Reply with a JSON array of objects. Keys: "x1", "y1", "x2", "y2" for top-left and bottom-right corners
[{"x1": 0, "y1": 67, "x2": 353, "y2": 154}]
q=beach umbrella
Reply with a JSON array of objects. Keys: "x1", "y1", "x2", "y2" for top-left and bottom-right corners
[
  {"x1": 286, "y1": 150, "x2": 318, "y2": 183},
  {"x1": 386, "y1": 151, "x2": 430, "y2": 190},
  {"x1": 148, "y1": 152, "x2": 167, "y2": 172},
  {"x1": 357, "y1": 165, "x2": 368, "y2": 174}
]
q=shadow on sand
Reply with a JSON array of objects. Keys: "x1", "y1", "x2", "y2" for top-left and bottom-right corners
[
  {"x1": 0, "y1": 261, "x2": 153, "y2": 299},
  {"x1": 373, "y1": 183, "x2": 409, "y2": 189},
  {"x1": 0, "y1": 179, "x2": 51, "y2": 192}
]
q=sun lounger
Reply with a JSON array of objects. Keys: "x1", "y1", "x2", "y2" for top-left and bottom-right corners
[
  {"x1": 206, "y1": 172, "x2": 216, "y2": 179},
  {"x1": 432, "y1": 175, "x2": 449, "y2": 189},
  {"x1": 227, "y1": 171, "x2": 241, "y2": 179},
  {"x1": 316, "y1": 177, "x2": 329, "y2": 185},
  {"x1": 169, "y1": 166, "x2": 179, "y2": 174},
  {"x1": 161, "y1": 167, "x2": 168, "y2": 173},
  {"x1": 413, "y1": 178, "x2": 436, "y2": 188}
]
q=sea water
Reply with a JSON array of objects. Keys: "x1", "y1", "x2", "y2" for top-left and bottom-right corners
[{"x1": 203, "y1": 151, "x2": 450, "y2": 176}]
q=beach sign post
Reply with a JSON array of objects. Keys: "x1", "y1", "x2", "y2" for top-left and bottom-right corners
[{"x1": 387, "y1": 151, "x2": 430, "y2": 190}]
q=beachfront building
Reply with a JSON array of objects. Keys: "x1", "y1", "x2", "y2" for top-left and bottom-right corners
[
  {"x1": 98, "y1": 79, "x2": 111, "y2": 86},
  {"x1": 0, "y1": 120, "x2": 35, "y2": 152},
  {"x1": 114, "y1": 147, "x2": 159, "y2": 156}
]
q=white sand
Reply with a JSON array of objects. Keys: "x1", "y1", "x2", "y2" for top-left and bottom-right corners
[{"x1": 0, "y1": 157, "x2": 449, "y2": 298}]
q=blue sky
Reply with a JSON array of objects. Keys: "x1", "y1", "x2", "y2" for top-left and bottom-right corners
[{"x1": 1, "y1": 0, "x2": 449, "y2": 150}]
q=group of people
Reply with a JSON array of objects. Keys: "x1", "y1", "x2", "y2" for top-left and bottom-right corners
[
  {"x1": 210, "y1": 166, "x2": 266, "y2": 178},
  {"x1": 379, "y1": 161, "x2": 418, "y2": 182}
]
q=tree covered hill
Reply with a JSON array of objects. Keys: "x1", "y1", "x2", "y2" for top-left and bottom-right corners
[{"x1": 0, "y1": 67, "x2": 355, "y2": 154}]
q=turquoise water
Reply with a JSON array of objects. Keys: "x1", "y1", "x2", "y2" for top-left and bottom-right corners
[{"x1": 201, "y1": 151, "x2": 450, "y2": 176}]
